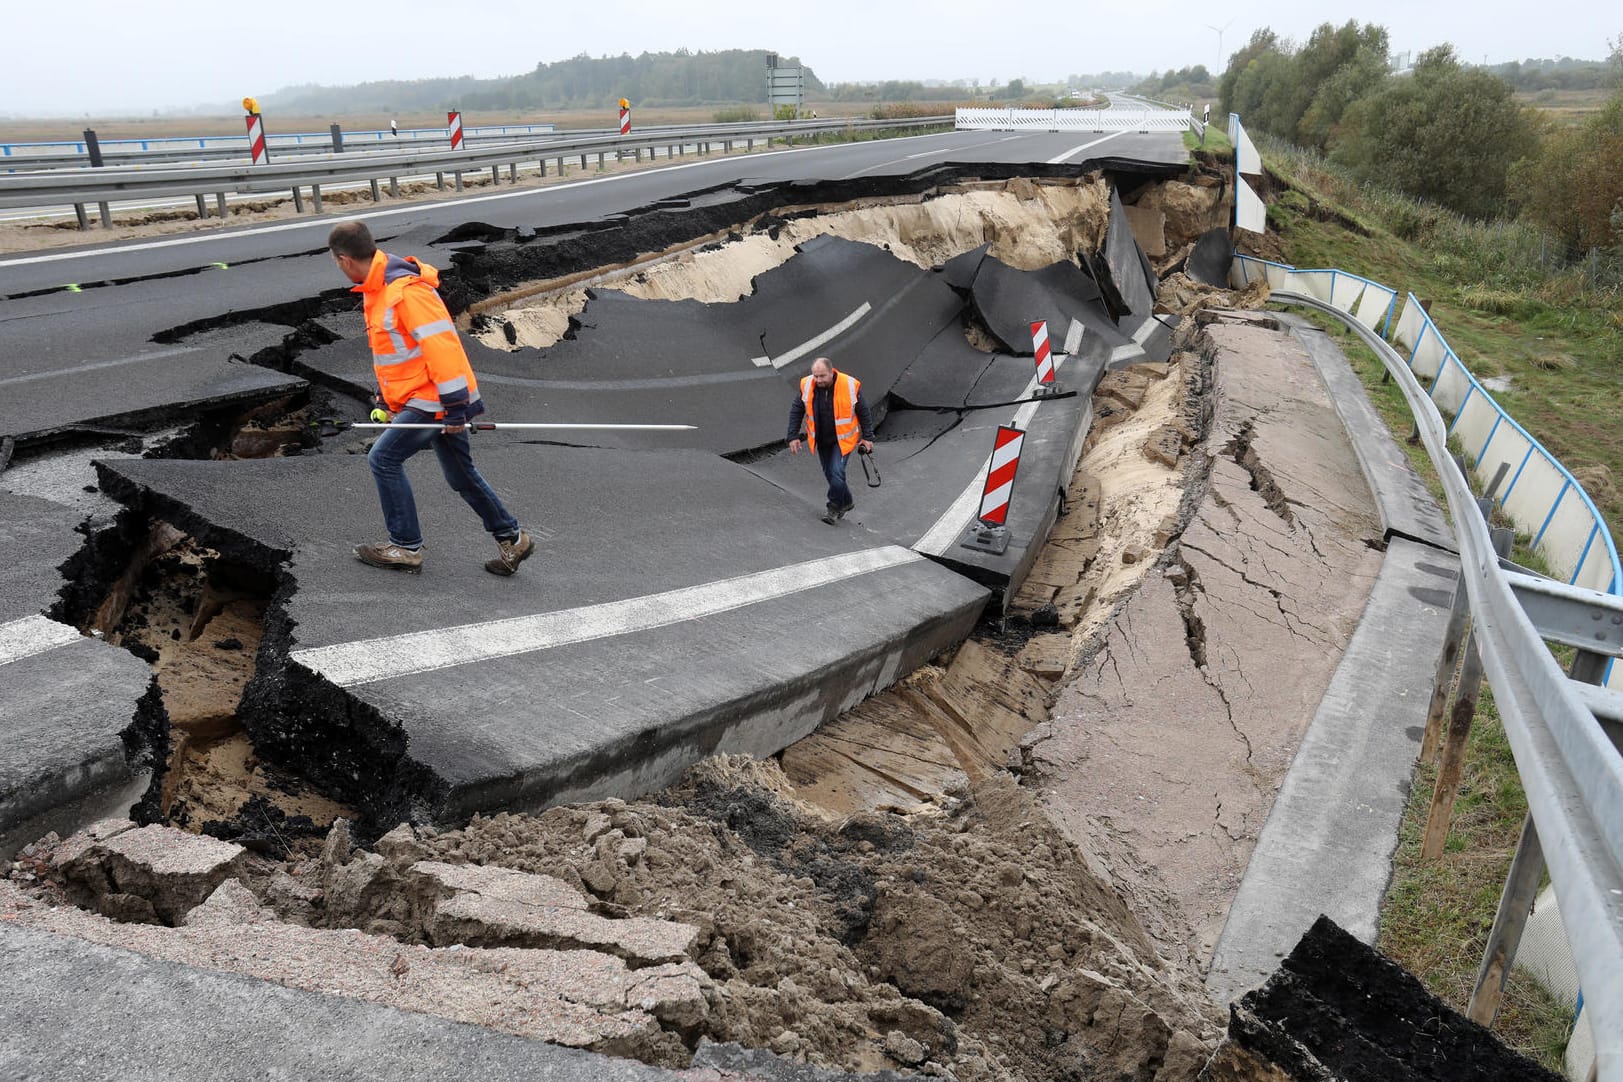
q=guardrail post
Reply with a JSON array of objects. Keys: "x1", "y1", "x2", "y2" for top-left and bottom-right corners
[
  {"x1": 311, "y1": 184, "x2": 322, "y2": 214},
  {"x1": 73, "y1": 203, "x2": 89, "y2": 230},
  {"x1": 214, "y1": 192, "x2": 226, "y2": 218},
  {"x1": 1467, "y1": 642, "x2": 1609, "y2": 1026},
  {"x1": 83, "y1": 129, "x2": 104, "y2": 168},
  {"x1": 454, "y1": 171, "x2": 463, "y2": 192},
  {"x1": 1421, "y1": 523, "x2": 1514, "y2": 859},
  {"x1": 1422, "y1": 493, "x2": 1493, "y2": 761},
  {"x1": 195, "y1": 194, "x2": 209, "y2": 219},
  {"x1": 369, "y1": 179, "x2": 382, "y2": 201},
  {"x1": 489, "y1": 165, "x2": 499, "y2": 186},
  {"x1": 97, "y1": 201, "x2": 112, "y2": 228},
  {"x1": 390, "y1": 177, "x2": 399, "y2": 197},
  {"x1": 330, "y1": 124, "x2": 344, "y2": 154},
  {"x1": 435, "y1": 172, "x2": 445, "y2": 191},
  {"x1": 508, "y1": 163, "x2": 516, "y2": 182},
  {"x1": 291, "y1": 188, "x2": 303, "y2": 213}
]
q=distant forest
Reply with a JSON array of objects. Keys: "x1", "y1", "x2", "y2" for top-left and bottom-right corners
[{"x1": 265, "y1": 49, "x2": 829, "y2": 113}]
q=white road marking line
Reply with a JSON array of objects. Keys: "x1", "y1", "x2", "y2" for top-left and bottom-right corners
[
  {"x1": 1045, "y1": 129, "x2": 1134, "y2": 164},
  {"x1": 1063, "y1": 318, "x2": 1084, "y2": 354},
  {"x1": 292, "y1": 546, "x2": 923, "y2": 687},
  {"x1": 0, "y1": 346, "x2": 202, "y2": 388},
  {"x1": 914, "y1": 355, "x2": 1068, "y2": 555},
  {"x1": 0, "y1": 614, "x2": 82, "y2": 667},
  {"x1": 750, "y1": 303, "x2": 871, "y2": 368},
  {"x1": 1108, "y1": 317, "x2": 1165, "y2": 364},
  {"x1": 840, "y1": 134, "x2": 1024, "y2": 179}
]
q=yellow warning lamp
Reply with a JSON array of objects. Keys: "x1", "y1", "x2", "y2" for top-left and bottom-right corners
[
  {"x1": 619, "y1": 98, "x2": 630, "y2": 109},
  {"x1": 242, "y1": 97, "x2": 261, "y2": 115}
]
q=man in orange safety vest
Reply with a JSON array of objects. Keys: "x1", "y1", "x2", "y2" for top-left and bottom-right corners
[
  {"x1": 787, "y1": 356, "x2": 875, "y2": 524},
  {"x1": 329, "y1": 220, "x2": 534, "y2": 576}
]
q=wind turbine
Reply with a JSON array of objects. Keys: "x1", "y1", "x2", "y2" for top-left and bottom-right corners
[{"x1": 1206, "y1": 18, "x2": 1236, "y2": 74}]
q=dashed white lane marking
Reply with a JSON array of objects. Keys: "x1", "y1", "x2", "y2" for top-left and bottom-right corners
[
  {"x1": 0, "y1": 615, "x2": 83, "y2": 668},
  {"x1": 750, "y1": 303, "x2": 872, "y2": 368},
  {"x1": 914, "y1": 354, "x2": 1069, "y2": 556},
  {"x1": 1109, "y1": 317, "x2": 1166, "y2": 365},
  {"x1": 292, "y1": 546, "x2": 924, "y2": 687},
  {"x1": 1046, "y1": 129, "x2": 1135, "y2": 164}
]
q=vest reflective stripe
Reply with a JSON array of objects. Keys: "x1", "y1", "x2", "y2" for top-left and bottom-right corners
[
  {"x1": 411, "y1": 318, "x2": 455, "y2": 339},
  {"x1": 379, "y1": 305, "x2": 409, "y2": 356},
  {"x1": 800, "y1": 372, "x2": 862, "y2": 456},
  {"x1": 437, "y1": 375, "x2": 470, "y2": 394},
  {"x1": 374, "y1": 345, "x2": 423, "y2": 367}
]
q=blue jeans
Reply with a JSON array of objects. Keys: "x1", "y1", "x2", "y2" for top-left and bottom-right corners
[
  {"x1": 818, "y1": 443, "x2": 854, "y2": 510},
  {"x1": 367, "y1": 408, "x2": 519, "y2": 548}
]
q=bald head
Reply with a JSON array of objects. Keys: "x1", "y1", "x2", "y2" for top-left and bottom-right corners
[{"x1": 810, "y1": 357, "x2": 835, "y2": 388}]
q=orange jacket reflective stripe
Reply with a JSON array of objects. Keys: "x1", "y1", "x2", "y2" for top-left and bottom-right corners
[
  {"x1": 353, "y1": 251, "x2": 483, "y2": 418},
  {"x1": 800, "y1": 371, "x2": 862, "y2": 456}
]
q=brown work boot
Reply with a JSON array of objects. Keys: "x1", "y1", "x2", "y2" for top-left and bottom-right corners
[
  {"x1": 485, "y1": 529, "x2": 534, "y2": 576},
  {"x1": 355, "y1": 541, "x2": 424, "y2": 573}
]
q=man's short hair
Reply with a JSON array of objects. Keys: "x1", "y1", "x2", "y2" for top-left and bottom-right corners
[{"x1": 328, "y1": 221, "x2": 376, "y2": 261}]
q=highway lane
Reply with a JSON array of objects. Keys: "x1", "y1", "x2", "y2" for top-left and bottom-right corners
[
  {"x1": 0, "y1": 123, "x2": 1186, "y2": 838},
  {"x1": 0, "y1": 129, "x2": 1184, "y2": 290}
]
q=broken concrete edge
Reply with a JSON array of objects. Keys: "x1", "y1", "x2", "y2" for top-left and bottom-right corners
[
  {"x1": 436, "y1": 594, "x2": 988, "y2": 824},
  {"x1": 6, "y1": 384, "x2": 315, "y2": 456}
]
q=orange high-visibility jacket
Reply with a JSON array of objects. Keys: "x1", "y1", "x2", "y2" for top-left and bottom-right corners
[
  {"x1": 800, "y1": 371, "x2": 863, "y2": 456},
  {"x1": 354, "y1": 251, "x2": 484, "y2": 421}
]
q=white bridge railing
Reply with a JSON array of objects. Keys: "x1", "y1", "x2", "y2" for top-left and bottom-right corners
[{"x1": 955, "y1": 107, "x2": 1192, "y2": 133}]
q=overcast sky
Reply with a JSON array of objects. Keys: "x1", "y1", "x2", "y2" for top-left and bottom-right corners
[{"x1": 3, "y1": 0, "x2": 1615, "y2": 116}]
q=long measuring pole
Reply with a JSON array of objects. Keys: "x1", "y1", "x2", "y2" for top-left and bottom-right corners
[{"x1": 350, "y1": 422, "x2": 696, "y2": 431}]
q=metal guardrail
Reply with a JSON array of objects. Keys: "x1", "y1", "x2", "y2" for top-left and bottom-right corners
[
  {"x1": 1262, "y1": 283, "x2": 1623, "y2": 1081},
  {"x1": 0, "y1": 116, "x2": 954, "y2": 228},
  {"x1": 1235, "y1": 254, "x2": 1622, "y2": 616},
  {"x1": 0, "y1": 124, "x2": 561, "y2": 169}
]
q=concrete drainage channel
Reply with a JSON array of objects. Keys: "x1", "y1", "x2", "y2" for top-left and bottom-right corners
[{"x1": 1, "y1": 168, "x2": 1564, "y2": 1080}]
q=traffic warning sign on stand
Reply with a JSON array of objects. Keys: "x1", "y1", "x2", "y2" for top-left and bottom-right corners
[
  {"x1": 1031, "y1": 319, "x2": 1062, "y2": 396},
  {"x1": 619, "y1": 98, "x2": 631, "y2": 135},
  {"x1": 244, "y1": 111, "x2": 268, "y2": 165},
  {"x1": 962, "y1": 424, "x2": 1026, "y2": 555},
  {"x1": 447, "y1": 110, "x2": 464, "y2": 150}
]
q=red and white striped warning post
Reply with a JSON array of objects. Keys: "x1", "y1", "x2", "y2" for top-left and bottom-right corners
[
  {"x1": 979, "y1": 424, "x2": 1025, "y2": 525},
  {"x1": 447, "y1": 110, "x2": 464, "y2": 150},
  {"x1": 963, "y1": 424, "x2": 1026, "y2": 553},
  {"x1": 244, "y1": 111, "x2": 268, "y2": 165},
  {"x1": 618, "y1": 98, "x2": 631, "y2": 135},
  {"x1": 1030, "y1": 318, "x2": 1063, "y2": 395}
]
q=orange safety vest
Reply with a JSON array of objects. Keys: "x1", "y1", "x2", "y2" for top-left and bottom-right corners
[
  {"x1": 353, "y1": 251, "x2": 483, "y2": 418},
  {"x1": 800, "y1": 371, "x2": 862, "y2": 456}
]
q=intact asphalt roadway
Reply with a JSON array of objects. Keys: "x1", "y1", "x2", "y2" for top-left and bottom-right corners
[{"x1": 0, "y1": 124, "x2": 1188, "y2": 847}]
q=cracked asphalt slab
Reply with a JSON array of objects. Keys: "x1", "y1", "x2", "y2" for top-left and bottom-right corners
[
  {"x1": 1033, "y1": 318, "x2": 1394, "y2": 963},
  {"x1": 93, "y1": 445, "x2": 989, "y2": 829}
]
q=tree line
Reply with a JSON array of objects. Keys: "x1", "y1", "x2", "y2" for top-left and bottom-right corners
[
  {"x1": 1220, "y1": 23, "x2": 1623, "y2": 250},
  {"x1": 265, "y1": 50, "x2": 828, "y2": 114}
]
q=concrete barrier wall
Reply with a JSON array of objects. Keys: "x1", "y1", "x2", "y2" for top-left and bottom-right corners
[{"x1": 1232, "y1": 253, "x2": 1621, "y2": 690}]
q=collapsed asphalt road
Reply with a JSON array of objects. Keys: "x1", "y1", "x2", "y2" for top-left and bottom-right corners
[
  {"x1": 4, "y1": 125, "x2": 1559, "y2": 1080},
  {"x1": 2, "y1": 151, "x2": 1213, "y2": 846}
]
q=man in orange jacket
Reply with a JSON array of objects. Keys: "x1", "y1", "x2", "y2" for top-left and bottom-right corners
[
  {"x1": 328, "y1": 220, "x2": 533, "y2": 576},
  {"x1": 787, "y1": 356, "x2": 874, "y2": 524}
]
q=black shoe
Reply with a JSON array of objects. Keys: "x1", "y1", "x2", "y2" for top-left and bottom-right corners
[
  {"x1": 820, "y1": 505, "x2": 839, "y2": 525},
  {"x1": 837, "y1": 501, "x2": 854, "y2": 515}
]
